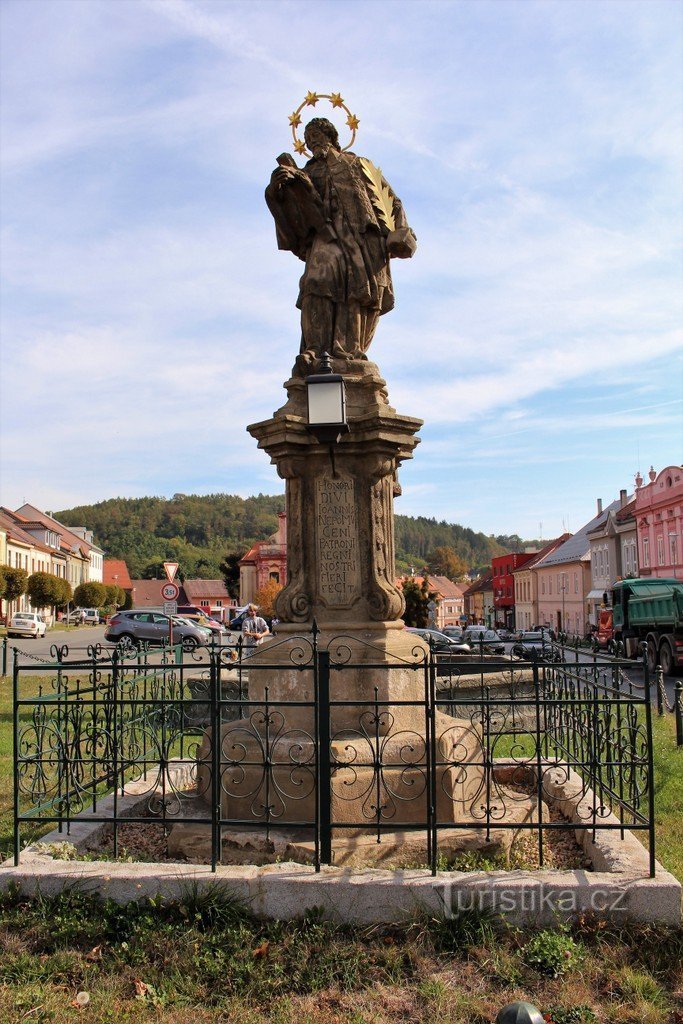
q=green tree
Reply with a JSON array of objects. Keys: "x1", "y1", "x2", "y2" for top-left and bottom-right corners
[
  {"x1": 104, "y1": 584, "x2": 125, "y2": 608},
  {"x1": 401, "y1": 576, "x2": 437, "y2": 628},
  {"x1": 74, "y1": 581, "x2": 107, "y2": 609},
  {"x1": 220, "y1": 553, "x2": 242, "y2": 599},
  {"x1": 55, "y1": 578, "x2": 73, "y2": 608},
  {"x1": 426, "y1": 546, "x2": 470, "y2": 580},
  {"x1": 1, "y1": 566, "x2": 28, "y2": 618},
  {"x1": 27, "y1": 571, "x2": 65, "y2": 610},
  {"x1": 0, "y1": 565, "x2": 6, "y2": 601}
]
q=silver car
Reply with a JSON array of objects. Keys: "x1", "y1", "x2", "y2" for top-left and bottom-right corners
[{"x1": 104, "y1": 610, "x2": 208, "y2": 651}]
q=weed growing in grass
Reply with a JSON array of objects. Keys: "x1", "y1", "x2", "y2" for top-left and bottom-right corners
[
  {"x1": 545, "y1": 1007, "x2": 597, "y2": 1024},
  {"x1": 429, "y1": 904, "x2": 499, "y2": 951},
  {"x1": 522, "y1": 925, "x2": 583, "y2": 977}
]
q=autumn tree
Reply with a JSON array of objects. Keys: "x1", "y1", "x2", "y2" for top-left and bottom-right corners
[
  {"x1": 253, "y1": 578, "x2": 283, "y2": 620},
  {"x1": 426, "y1": 546, "x2": 469, "y2": 580},
  {"x1": 401, "y1": 577, "x2": 437, "y2": 628}
]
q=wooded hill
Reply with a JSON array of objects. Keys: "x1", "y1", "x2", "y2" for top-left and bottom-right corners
[{"x1": 55, "y1": 494, "x2": 521, "y2": 580}]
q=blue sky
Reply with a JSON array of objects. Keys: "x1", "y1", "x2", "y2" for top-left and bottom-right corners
[{"x1": 1, "y1": 0, "x2": 681, "y2": 540}]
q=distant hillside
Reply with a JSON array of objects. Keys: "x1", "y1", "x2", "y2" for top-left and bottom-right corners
[{"x1": 55, "y1": 494, "x2": 521, "y2": 580}]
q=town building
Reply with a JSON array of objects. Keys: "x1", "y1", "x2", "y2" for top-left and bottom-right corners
[
  {"x1": 513, "y1": 535, "x2": 571, "y2": 631},
  {"x1": 239, "y1": 512, "x2": 287, "y2": 606},
  {"x1": 127, "y1": 579, "x2": 236, "y2": 621},
  {"x1": 463, "y1": 569, "x2": 493, "y2": 625},
  {"x1": 535, "y1": 499, "x2": 620, "y2": 636},
  {"x1": 103, "y1": 559, "x2": 133, "y2": 597},
  {"x1": 14, "y1": 503, "x2": 104, "y2": 587},
  {"x1": 586, "y1": 490, "x2": 637, "y2": 623},
  {"x1": 633, "y1": 465, "x2": 683, "y2": 580},
  {"x1": 491, "y1": 551, "x2": 537, "y2": 629}
]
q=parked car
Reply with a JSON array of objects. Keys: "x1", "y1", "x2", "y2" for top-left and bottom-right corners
[
  {"x1": 497, "y1": 628, "x2": 514, "y2": 640},
  {"x1": 405, "y1": 627, "x2": 471, "y2": 674},
  {"x1": 176, "y1": 611, "x2": 224, "y2": 635},
  {"x1": 442, "y1": 626, "x2": 464, "y2": 640},
  {"x1": 7, "y1": 611, "x2": 47, "y2": 639},
  {"x1": 104, "y1": 610, "x2": 208, "y2": 651},
  {"x1": 511, "y1": 631, "x2": 554, "y2": 660},
  {"x1": 62, "y1": 609, "x2": 85, "y2": 624},
  {"x1": 463, "y1": 629, "x2": 505, "y2": 655},
  {"x1": 80, "y1": 608, "x2": 101, "y2": 626}
]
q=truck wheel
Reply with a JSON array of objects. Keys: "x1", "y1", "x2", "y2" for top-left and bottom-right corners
[
  {"x1": 646, "y1": 639, "x2": 658, "y2": 674},
  {"x1": 659, "y1": 641, "x2": 675, "y2": 676}
]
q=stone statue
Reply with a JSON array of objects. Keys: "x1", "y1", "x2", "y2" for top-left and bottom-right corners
[{"x1": 265, "y1": 117, "x2": 416, "y2": 370}]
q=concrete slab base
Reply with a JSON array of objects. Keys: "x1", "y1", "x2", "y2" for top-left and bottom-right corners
[{"x1": 2, "y1": 760, "x2": 679, "y2": 927}]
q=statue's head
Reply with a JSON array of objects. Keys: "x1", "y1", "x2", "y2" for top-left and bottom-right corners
[{"x1": 304, "y1": 117, "x2": 341, "y2": 156}]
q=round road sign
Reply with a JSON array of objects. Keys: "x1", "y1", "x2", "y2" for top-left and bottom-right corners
[{"x1": 161, "y1": 581, "x2": 180, "y2": 601}]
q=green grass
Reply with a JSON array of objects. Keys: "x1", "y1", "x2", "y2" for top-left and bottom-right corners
[
  {"x1": 0, "y1": 669, "x2": 681, "y2": 1023},
  {"x1": 648, "y1": 713, "x2": 683, "y2": 880},
  {"x1": 0, "y1": 886, "x2": 680, "y2": 1023}
]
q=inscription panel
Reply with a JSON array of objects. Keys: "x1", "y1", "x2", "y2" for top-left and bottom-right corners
[{"x1": 315, "y1": 475, "x2": 361, "y2": 607}]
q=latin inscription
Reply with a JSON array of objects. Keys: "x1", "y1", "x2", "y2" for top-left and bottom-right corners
[{"x1": 315, "y1": 476, "x2": 360, "y2": 606}]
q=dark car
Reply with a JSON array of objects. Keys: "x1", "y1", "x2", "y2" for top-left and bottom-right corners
[
  {"x1": 405, "y1": 627, "x2": 471, "y2": 674},
  {"x1": 104, "y1": 610, "x2": 209, "y2": 651},
  {"x1": 511, "y1": 631, "x2": 554, "y2": 660},
  {"x1": 463, "y1": 629, "x2": 506, "y2": 655},
  {"x1": 442, "y1": 625, "x2": 464, "y2": 640}
]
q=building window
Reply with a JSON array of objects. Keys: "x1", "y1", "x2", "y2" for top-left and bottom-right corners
[
  {"x1": 549, "y1": 578, "x2": 552, "y2": 595},
  {"x1": 643, "y1": 537, "x2": 650, "y2": 567},
  {"x1": 657, "y1": 536, "x2": 665, "y2": 566},
  {"x1": 574, "y1": 572, "x2": 578, "y2": 594},
  {"x1": 669, "y1": 534, "x2": 677, "y2": 568},
  {"x1": 541, "y1": 578, "x2": 545, "y2": 595}
]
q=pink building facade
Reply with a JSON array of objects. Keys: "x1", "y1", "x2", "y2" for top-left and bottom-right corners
[{"x1": 634, "y1": 465, "x2": 683, "y2": 580}]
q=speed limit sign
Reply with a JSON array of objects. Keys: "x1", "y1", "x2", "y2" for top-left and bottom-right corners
[{"x1": 161, "y1": 581, "x2": 180, "y2": 601}]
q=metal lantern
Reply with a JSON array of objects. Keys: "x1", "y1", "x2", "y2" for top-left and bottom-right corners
[{"x1": 305, "y1": 353, "x2": 349, "y2": 446}]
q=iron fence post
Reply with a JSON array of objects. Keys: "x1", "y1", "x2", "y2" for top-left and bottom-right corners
[
  {"x1": 656, "y1": 666, "x2": 665, "y2": 716},
  {"x1": 12, "y1": 648, "x2": 20, "y2": 865},
  {"x1": 210, "y1": 642, "x2": 220, "y2": 871},
  {"x1": 2, "y1": 636, "x2": 7, "y2": 677},
  {"x1": 642, "y1": 646, "x2": 656, "y2": 876},
  {"x1": 675, "y1": 681, "x2": 683, "y2": 747},
  {"x1": 317, "y1": 649, "x2": 332, "y2": 866}
]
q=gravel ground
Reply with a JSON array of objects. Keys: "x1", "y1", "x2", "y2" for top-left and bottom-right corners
[{"x1": 88, "y1": 792, "x2": 590, "y2": 870}]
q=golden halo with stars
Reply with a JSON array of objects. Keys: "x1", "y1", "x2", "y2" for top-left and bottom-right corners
[{"x1": 288, "y1": 92, "x2": 359, "y2": 157}]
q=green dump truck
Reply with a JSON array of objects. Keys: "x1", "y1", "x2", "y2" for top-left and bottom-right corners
[{"x1": 611, "y1": 577, "x2": 683, "y2": 675}]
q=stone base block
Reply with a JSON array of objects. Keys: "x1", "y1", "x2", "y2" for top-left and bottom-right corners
[
  {"x1": 168, "y1": 781, "x2": 540, "y2": 868},
  {"x1": 196, "y1": 710, "x2": 485, "y2": 832}
]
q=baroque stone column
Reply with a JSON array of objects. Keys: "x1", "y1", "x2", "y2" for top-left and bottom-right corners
[
  {"x1": 245, "y1": 358, "x2": 425, "y2": 732},
  {"x1": 248, "y1": 358, "x2": 420, "y2": 631}
]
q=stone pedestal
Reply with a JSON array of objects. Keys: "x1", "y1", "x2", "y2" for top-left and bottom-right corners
[
  {"x1": 188, "y1": 358, "x2": 490, "y2": 862},
  {"x1": 247, "y1": 358, "x2": 421, "y2": 634}
]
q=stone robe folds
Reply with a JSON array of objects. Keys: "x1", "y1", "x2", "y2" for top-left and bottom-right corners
[{"x1": 265, "y1": 149, "x2": 415, "y2": 365}]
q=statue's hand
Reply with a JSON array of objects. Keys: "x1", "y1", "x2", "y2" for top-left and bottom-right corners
[{"x1": 386, "y1": 227, "x2": 417, "y2": 259}]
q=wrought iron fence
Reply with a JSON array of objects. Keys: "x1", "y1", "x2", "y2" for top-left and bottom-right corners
[{"x1": 11, "y1": 629, "x2": 656, "y2": 875}]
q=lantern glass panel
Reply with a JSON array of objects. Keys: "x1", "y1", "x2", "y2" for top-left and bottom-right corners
[{"x1": 307, "y1": 380, "x2": 345, "y2": 426}]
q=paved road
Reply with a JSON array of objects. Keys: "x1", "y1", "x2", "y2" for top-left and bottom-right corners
[{"x1": 2, "y1": 629, "x2": 677, "y2": 709}]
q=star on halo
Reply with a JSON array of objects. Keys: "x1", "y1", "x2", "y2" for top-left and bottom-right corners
[
  {"x1": 304, "y1": 91, "x2": 319, "y2": 106},
  {"x1": 329, "y1": 92, "x2": 344, "y2": 108},
  {"x1": 288, "y1": 112, "x2": 302, "y2": 128},
  {"x1": 346, "y1": 113, "x2": 360, "y2": 131},
  {"x1": 293, "y1": 139, "x2": 307, "y2": 155}
]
